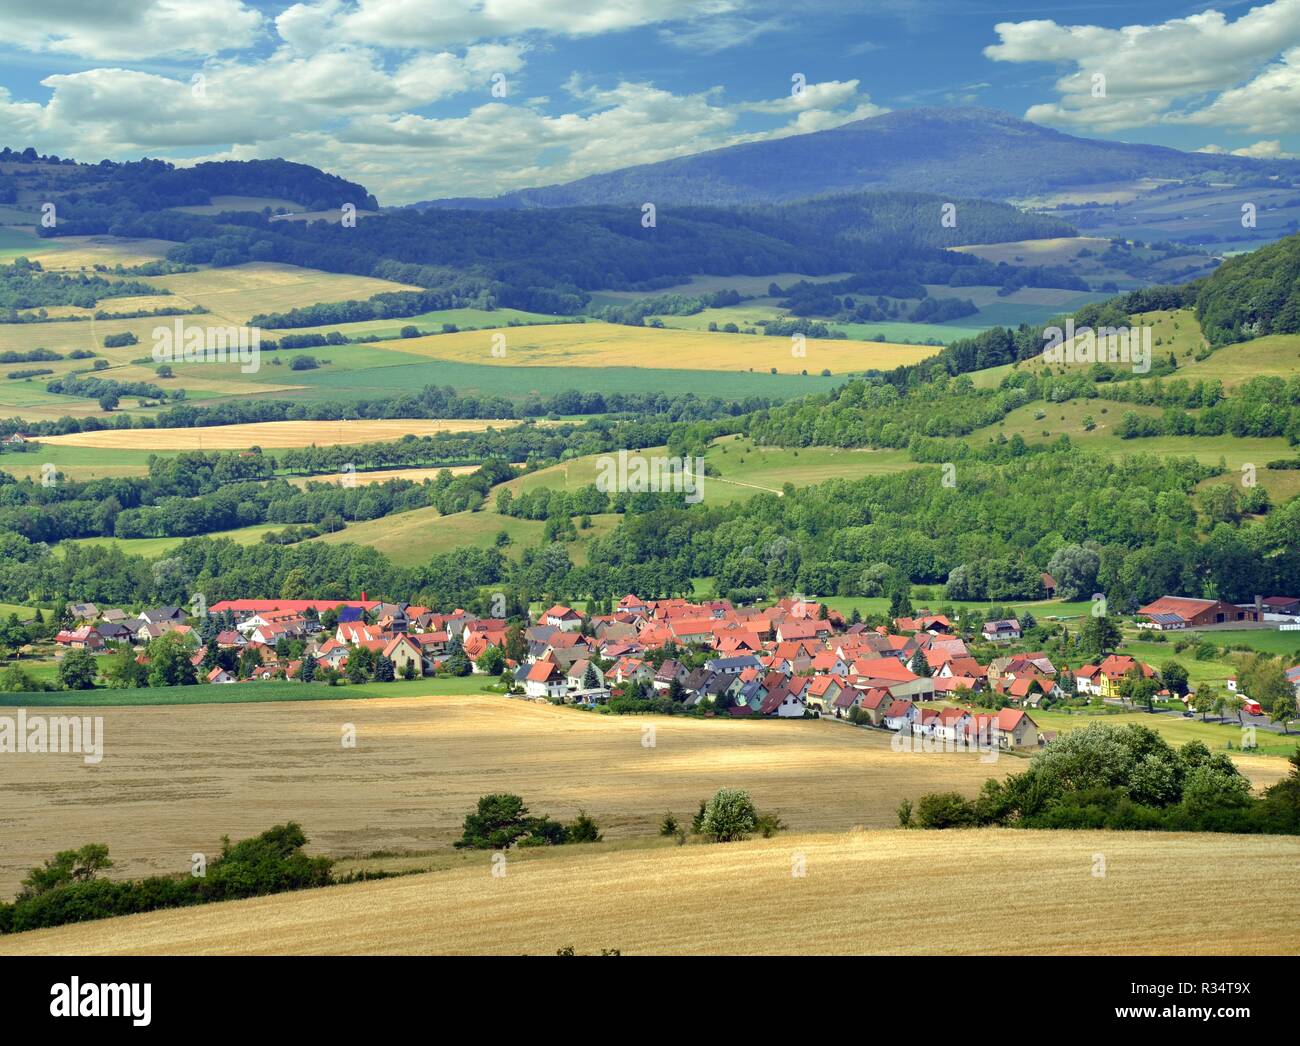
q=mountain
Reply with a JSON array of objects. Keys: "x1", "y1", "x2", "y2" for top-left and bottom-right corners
[{"x1": 414, "y1": 107, "x2": 1300, "y2": 209}]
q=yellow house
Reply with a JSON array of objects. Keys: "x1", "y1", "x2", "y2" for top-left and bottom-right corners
[
  {"x1": 1098, "y1": 655, "x2": 1155, "y2": 699},
  {"x1": 383, "y1": 635, "x2": 424, "y2": 677}
]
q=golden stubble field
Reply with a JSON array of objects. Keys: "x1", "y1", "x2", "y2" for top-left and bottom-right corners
[
  {"x1": 38, "y1": 418, "x2": 519, "y2": 450},
  {"x1": 390, "y1": 321, "x2": 940, "y2": 374},
  {"x1": 0, "y1": 693, "x2": 1011, "y2": 895},
  {"x1": 3, "y1": 828, "x2": 1296, "y2": 955}
]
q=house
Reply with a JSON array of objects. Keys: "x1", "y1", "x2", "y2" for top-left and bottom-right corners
[
  {"x1": 857, "y1": 687, "x2": 894, "y2": 725},
  {"x1": 809, "y1": 650, "x2": 849, "y2": 675},
  {"x1": 95, "y1": 621, "x2": 134, "y2": 644},
  {"x1": 542, "y1": 605, "x2": 583, "y2": 632},
  {"x1": 3, "y1": 432, "x2": 27, "y2": 445},
  {"x1": 1003, "y1": 675, "x2": 1055, "y2": 707},
  {"x1": 653, "y1": 659, "x2": 688, "y2": 692},
  {"x1": 524, "y1": 660, "x2": 567, "y2": 699},
  {"x1": 882, "y1": 699, "x2": 918, "y2": 732},
  {"x1": 669, "y1": 618, "x2": 716, "y2": 646},
  {"x1": 1136, "y1": 595, "x2": 1259, "y2": 630},
  {"x1": 982, "y1": 619, "x2": 1021, "y2": 643},
  {"x1": 1287, "y1": 665, "x2": 1300, "y2": 698},
  {"x1": 65, "y1": 602, "x2": 99, "y2": 622},
  {"x1": 55, "y1": 626, "x2": 104, "y2": 652},
  {"x1": 894, "y1": 614, "x2": 953, "y2": 635},
  {"x1": 759, "y1": 685, "x2": 806, "y2": 718},
  {"x1": 616, "y1": 594, "x2": 649, "y2": 616},
  {"x1": 383, "y1": 635, "x2": 425, "y2": 677},
  {"x1": 1073, "y1": 664, "x2": 1102, "y2": 696},
  {"x1": 992, "y1": 707, "x2": 1040, "y2": 748},
  {"x1": 314, "y1": 638, "x2": 351, "y2": 670},
  {"x1": 703, "y1": 654, "x2": 761, "y2": 676},
  {"x1": 804, "y1": 673, "x2": 844, "y2": 711},
  {"x1": 1097, "y1": 655, "x2": 1156, "y2": 699},
  {"x1": 374, "y1": 602, "x2": 411, "y2": 632},
  {"x1": 206, "y1": 667, "x2": 236, "y2": 684},
  {"x1": 540, "y1": 632, "x2": 592, "y2": 670},
  {"x1": 410, "y1": 632, "x2": 450, "y2": 672},
  {"x1": 611, "y1": 657, "x2": 653, "y2": 687},
  {"x1": 139, "y1": 607, "x2": 186, "y2": 625},
  {"x1": 337, "y1": 621, "x2": 384, "y2": 646},
  {"x1": 937, "y1": 655, "x2": 983, "y2": 679},
  {"x1": 566, "y1": 658, "x2": 605, "y2": 691},
  {"x1": 932, "y1": 675, "x2": 982, "y2": 696}
]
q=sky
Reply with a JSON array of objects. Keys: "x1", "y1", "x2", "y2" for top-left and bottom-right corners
[{"x1": 0, "y1": 0, "x2": 1296, "y2": 204}]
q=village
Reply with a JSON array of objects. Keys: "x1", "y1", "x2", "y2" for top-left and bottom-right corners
[{"x1": 52, "y1": 587, "x2": 1300, "y2": 751}]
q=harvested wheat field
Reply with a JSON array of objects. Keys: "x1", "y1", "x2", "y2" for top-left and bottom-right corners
[
  {"x1": 39, "y1": 418, "x2": 518, "y2": 450},
  {"x1": 0, "y1": 694, "x2": 1013, "y2": 894},
  {"x1": 390, "y1": 321, "x2": 939, "y2": 374},
  {"x1": 3, "y1": 829, "x2": 1297, "y2": 955},
  {"x1": 288, "y1": 464, "x2": 486, "y2": 487}
]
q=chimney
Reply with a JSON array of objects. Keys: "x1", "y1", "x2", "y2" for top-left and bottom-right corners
[
  {"x1": 361, "y1": 590, "x2": 367, "y2": 602},
  {"x1": 1255, "y1": 594, "x2": 1263, "y2": 620}
]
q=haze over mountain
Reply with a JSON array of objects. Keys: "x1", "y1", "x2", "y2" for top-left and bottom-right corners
[{"x1": 415, "y1": 108, "x2": 1300, "y2": 211}]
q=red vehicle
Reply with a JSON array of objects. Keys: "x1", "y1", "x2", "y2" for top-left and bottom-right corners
[{"x1": 1242, "y1": 698, "x2": 1263, "y2": 716}]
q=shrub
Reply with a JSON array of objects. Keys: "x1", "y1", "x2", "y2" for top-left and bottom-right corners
[
  {"x1": 566, "y1": 810, "x2": 602, "y2": 843},
  {"x1": 702, "y1": 788, "x2": 758, "y2": 842},
  {"x1": 914, "y1": 791, "x2": 979, "y2": 829}
]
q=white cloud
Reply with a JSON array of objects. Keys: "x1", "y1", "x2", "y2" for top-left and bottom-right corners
[
  {"x1": 0, "y1": 0, "x2": 264, "y2": 60},
  {"x1": 1198, "y1": 139, "x2": 1297, "y2": 159},
  {"x1": 279, "y1": 0, "x2": 744, "y2": 50},
  {"x1": 1175, "y1": 46, "x2": 1300, "y2": 134},
  {"x1": 741, "y1": 79, "x2": 864, "y2": 115},
  {"x1": 0, "y1": 0, "x2": 880, "y2": 203},
  {"x1": 985, "y1": 0, "x2": 1300, "y2": 134},
  {"x1": 16, "y1": 70, "x2": 878, "y2": 203}
]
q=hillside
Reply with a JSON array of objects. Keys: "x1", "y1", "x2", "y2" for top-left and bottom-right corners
[
  {"x1": 3, "y1": 829, "x2": 1296, "y2": 955},
  {"x1": 416, "y1": 107, "x2": 1300, "y2": 209},
  {"x1": 0, "y1": 151, "x2": 376, "y2": 214},
  {"x1": 1197, "y1": 232, "x2": 1300, "y2": 346}
]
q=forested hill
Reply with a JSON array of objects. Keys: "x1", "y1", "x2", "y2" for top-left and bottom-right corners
[
  {"x1": 37, "y1": 188, "x2": 1074, "y2": 315},
  {"x1": 1196, "y1": 232, "x2": 1300, "y2": 346},
  {"x1": 0, "y1": 151, "x2": 376, "y2": 212},
  {"x1": 414, "y1": 107, "x2": 1300, "y2": 209}
]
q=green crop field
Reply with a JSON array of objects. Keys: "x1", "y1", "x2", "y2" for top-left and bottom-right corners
[{"x1": 246, "y1": 356, "x2": 845, "y2": 405}]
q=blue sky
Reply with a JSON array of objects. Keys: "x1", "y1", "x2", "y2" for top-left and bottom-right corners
[{"x1": 0, "y1": 0, "x2": 1295, "y2": 203}]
